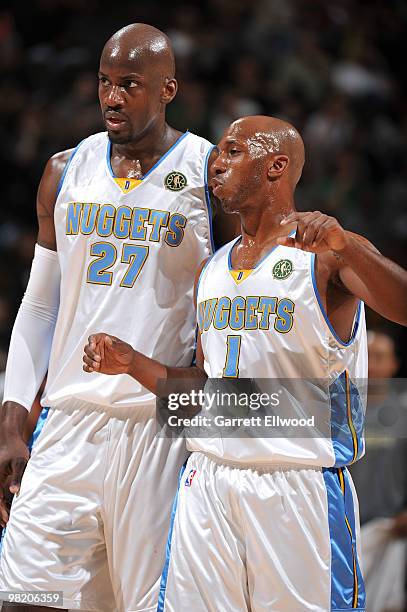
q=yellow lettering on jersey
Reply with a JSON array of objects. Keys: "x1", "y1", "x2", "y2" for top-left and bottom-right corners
[{"x1": 114, "y1": 178, "x2": 143, "y2": 194}]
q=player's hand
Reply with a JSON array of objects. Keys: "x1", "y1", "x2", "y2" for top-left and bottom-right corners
[
  {"x1": 0, "y1": 431, "x2": 29, "y2": 527},
  {"x1": 277, "y1": 212, "x2": 349, "y2": 253},
  {"x1": 83, "y1": 333, "x2": 135, "y2": 375}
]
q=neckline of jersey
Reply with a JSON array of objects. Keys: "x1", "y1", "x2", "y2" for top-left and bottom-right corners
[
  {"x1": 227, "y1": 230, "x2": 296, "y2": 275},
  {"x1": 105, "y1": 130, "x2": 190, "y2": 190}
]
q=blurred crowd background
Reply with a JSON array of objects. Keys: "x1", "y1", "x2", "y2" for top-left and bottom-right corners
[{"x1": 0, "y1": 0, "x2": 406, "y2": 376}]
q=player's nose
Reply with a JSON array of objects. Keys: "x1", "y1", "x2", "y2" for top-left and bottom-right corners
[
  {"x1": 104, "y1": 85, "x2": 125, "y2": 107},
  {"x1": 210, "y1": 152, "x2": 227, "y2": 176}
]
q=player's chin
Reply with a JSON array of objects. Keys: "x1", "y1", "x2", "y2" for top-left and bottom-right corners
[
  {"x1": 106, "y1": 127, "x2": 133, "y2": 145},
  {"x1": 221, "y1": 197, "x2": 239, "y2": 214}
]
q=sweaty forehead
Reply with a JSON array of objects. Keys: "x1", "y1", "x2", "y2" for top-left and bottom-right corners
[
  {"x1": 100, "y1": 37, "x2": 168, "y2": 73},
  {"x1": 224, "y1": 122, "x2": 281, "y2": 157}
]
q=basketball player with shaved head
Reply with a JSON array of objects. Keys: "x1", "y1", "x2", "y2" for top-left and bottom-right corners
[
  {"x1": 83, "y1": 115, "x2": 407, "y2": 610},
  {"x1": 0, "y1": 23, "x2": 236, "y2": 612}
]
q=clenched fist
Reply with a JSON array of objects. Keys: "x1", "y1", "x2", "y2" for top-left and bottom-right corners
[
  {"x1": 278, "y1": 211, "x2": 349, "y2": 253},
  {"x1": 83, "y1": 334, "x2": 135, "y2": 375}
]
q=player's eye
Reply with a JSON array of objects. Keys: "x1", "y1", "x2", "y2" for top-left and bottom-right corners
[
  {"x1": 229, "y1": 148, "x2": 240, "y2": 156},
  {"x1": 124, "y1": 80, "x2": 139, "y2": 88},
  {"x1": 98, "y1": 76, "x2": 110, "y2": 86}
]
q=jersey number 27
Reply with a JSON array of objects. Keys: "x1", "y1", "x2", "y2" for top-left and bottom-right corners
[{"x1": 87, "y1": 242, "x2": 149, "y2": 287}]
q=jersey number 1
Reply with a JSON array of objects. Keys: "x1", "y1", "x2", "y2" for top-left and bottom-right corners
[{"x1": 222, "y1": 335, "x2": 242, "y2": 378}]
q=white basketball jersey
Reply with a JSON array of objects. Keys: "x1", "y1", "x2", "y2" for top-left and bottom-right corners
[
  {"x1": 43, "y1": 131, "x2": 214, "y2": 408},
  {"x1": 189, "y1": 237, "x2": 368, "y2": 467}
]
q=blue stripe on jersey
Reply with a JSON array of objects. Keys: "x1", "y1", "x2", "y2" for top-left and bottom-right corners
[
  {"x1": 227, "y1": 236, "x2": 243, "y2": 271},
  {"x1": 56, "y1": 140, "x2": 85, "y2": 198},
  {"x1": 157, "y1": 463, "x2": 187, "y2": 612},
  {"x1": 28, "y1": 407, "x2": 50, "y2": 451},
  {"x1": 311, "y1": 254, "x2": 362, "y2": 347},
  {"x1": 195, "y1": 255, "x2": 215, "y2": 309},
  {"x1": 330, "y1": 372, "x2": 365, "y2": 467},
  {"x1": 190, "y1": 324, "x2": 199, "y2": 366},
  {"x1": 323, "y1": 467, "x2": 365, "y2": 611},
  {"x1": 204, "y1": 145, "x2": 216, "y2": 253}
]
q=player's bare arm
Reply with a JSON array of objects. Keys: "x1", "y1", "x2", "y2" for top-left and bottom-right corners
[
  {"x1": 279, "y1": 211, "x2": 407, "y2": 327},
  {"x1": 0, "y1": 150, "x2": 71, "y2": 527},
  {"x1": 83, "y1": 331, "x2": 206, "y2": 393}
]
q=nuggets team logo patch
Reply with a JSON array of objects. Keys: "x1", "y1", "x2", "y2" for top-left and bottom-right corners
[
  {"x1": 164, "y1": 171, "x2": 187, "y2": 191},
  {"x1": 272, "y1": 259, "x2": 293, "y2": 280},
  {"x1": 185, "y1": 468, "x2": 197, "y2": 487}
]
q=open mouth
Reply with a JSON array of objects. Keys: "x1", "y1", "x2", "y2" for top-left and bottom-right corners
[
  {"x1": 210, "y1": 177, "x2": 224, "y2": 194},
  {"x1": 104, "y1": 114, "x2": 127, "y2": 130},
  {"x1": 210, "y1": 179, "x2": 223, "y2": 196}
]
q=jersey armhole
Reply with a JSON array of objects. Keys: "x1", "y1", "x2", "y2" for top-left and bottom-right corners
[
  {"x1": 310, "y1": 253, "x2": 363, "y2": 347},
  {"x1": 195, "y1": 256, "x2": 214, "y2": 308},
  {"x1": 56, "y1": 139, "x2": 85, "y2": 198}
]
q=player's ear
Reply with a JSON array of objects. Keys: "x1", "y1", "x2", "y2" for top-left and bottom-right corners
[
  {"x1": 267, "y1": 155, "x2": 289, "y2": 180},
  {"x1": 161, "y1": 77, "x2": 178, "y2": 105}
]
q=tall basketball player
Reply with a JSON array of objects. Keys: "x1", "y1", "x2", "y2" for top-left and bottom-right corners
[
  {"x1": 82, "y1": 116, "x2": 407, "y2": 611},
  {"x1": 0, "y1": 24, "x2": 236, "y2": 612}
]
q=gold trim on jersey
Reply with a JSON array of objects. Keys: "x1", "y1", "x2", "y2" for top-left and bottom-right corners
[
  {"x1": 114, "y1": 177, "x2": 143, "y2": 194},
  {"x1": 229, "y1": 269, "x2": 254, "y2": 284},
  {"x1": 345, "y1": 370, "x2": 359, "y2": 463}
]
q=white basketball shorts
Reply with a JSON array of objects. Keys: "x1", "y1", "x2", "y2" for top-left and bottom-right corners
[
  {"x1": 159, "y1": 452, "x2": 365, "y2": 611},
  {"x1": 0, "y1": 400, "x2": 187, "y2": 611}
]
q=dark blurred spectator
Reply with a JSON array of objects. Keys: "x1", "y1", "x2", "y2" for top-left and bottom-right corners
[
  {"x1": 304, "y1": 95, "x2": 354, "y2": 163},
  {"x1": 331, "y1": 43, "x2": 393, "y2": 99}
]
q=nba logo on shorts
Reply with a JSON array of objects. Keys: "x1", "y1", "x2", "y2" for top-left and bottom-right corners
[{"x1": 185, "y1": 469, "x2": 197, "y2": 487}]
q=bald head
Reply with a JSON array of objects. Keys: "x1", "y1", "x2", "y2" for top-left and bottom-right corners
[
  {"x1": 230, "y1": 115, "x2": 305, "y2": 186},
  {"x1": 101, "y1": 23, "x2": 175, "y2": 78},
  {"x1": 99, "y1": 23, "x2": 178, "y2": 144},
  {"x1": 210, "y1": 114, "x2": 306, "y2": 213}
]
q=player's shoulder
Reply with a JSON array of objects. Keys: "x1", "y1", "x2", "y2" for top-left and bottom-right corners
[
  {"x1": 209, "y1": 237, "x2": 239, "y2": 265},
  {"x1": 47, "y1": 148, "x2": 75, "y2": 176},
  {"x1": 46, "y1": 132, "x2": 106, "y2": 178},
  {"x1": 195, "y1": 240, "x2": 237, "y2": 297},
  {"x1": 185, "y1": 131, "x2": 214, "y2": 153}
]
